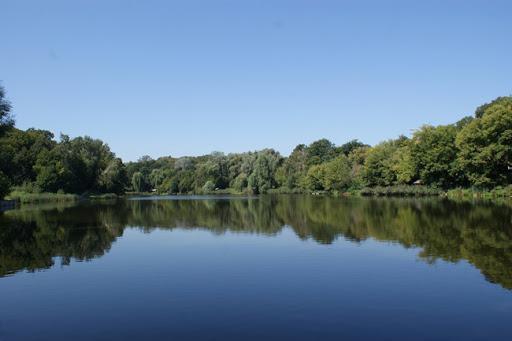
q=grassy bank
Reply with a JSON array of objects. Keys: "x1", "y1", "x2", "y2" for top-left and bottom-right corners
[
  {"x1": 357, "y1": 185, "x2": 512, "y2": 199},
  {"x1": 88, "y1": 193, "x2": 120, "y2": 200},
  {"x1": 359, "y1": 185, "x2": 443, "y2": 197},
  {"x1": 7, "y1": 191, "x2": 80, "y2": 204},
  {"x1": 6, "y1": 191, "x2": 121, "y2": 204},
  {"x1": 446, "y1": 186, "x2": 512, "y2": 199},
  {"x1": 5, "y1": 186, "x2": 511, "y2": 205}
]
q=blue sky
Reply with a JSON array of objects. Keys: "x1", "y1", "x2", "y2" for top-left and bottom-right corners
[{"x1": 2, "y1": 0, "x2": 511, "y2": 161}]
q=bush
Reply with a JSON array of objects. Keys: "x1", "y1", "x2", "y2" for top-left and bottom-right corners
[
  {"x1": 0, "y1": 171, "x2": 10, "y2": 199},
  {"x1": 447, "y1": 186, "x2": 512, "y2": 199},
  {"x1": 202, "y1": 180, "x2": 216, "y2": 193},
  {"x1": 360, "y1": 185, "x2": 442, "y2": 197},
  {"x1": 7, "y1": 191, "x2": 80, "y2": 204}
]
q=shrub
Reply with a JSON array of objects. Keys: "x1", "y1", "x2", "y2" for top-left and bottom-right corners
[{"x1": 360, "y1": 185, "x2": 442, "y2": 197}]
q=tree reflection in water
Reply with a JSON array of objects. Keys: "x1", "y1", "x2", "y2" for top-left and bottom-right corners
[{"x1": 1, "y1": 195, "x2": 511, "y2": 289}]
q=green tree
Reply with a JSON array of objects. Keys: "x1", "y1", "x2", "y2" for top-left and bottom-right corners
[
  {"x1": 0, "y1": 85, "x2": 14, "y2": 137},
  {"x1": 392, "y1": 144, "x2": 416, "y2": 185},
  {"x1": 306, "y1": 139, "x2": 336, "y2": 166},
  {"x1": 305, "y1": 164, "x2": 326, "y2": 191},
  {"x1": 98, "y1": 158, "x2": 128, "y2": 194},
  {"x1": 0, "y1": 128, "x2": 56, "y2": 186},
  {"x1": 278, "y1": 144, "x2": 307, "y2": 189},
  {"x1": 474, "y1": 96, "x2": 510, "y2": 118},
  {"x1": 408, "y1": 124, "x2": 460, "y2": 188},
  {"x1": 456, "y1": 96, "x2": 512, "y2": 188},
  {"x1": 232, "y1": 173, "x2": 248, "y2": 192},
  {"x1": 0, "y1": 170, "x2": 10, "y2": 199},
  {"x1": 149, "y1": 168, "x2": 166, "y2": 189},
  {"x1": 322, "y1": 155, "x2": 352, "y2": 191},
  {"x1": 336, "y1": 139, "x2": 369, "y2": 156},
  {"x1": 247, "y1": 149, "x2": 282, "y2": 194},
  {"x1": 202, "y1": 180, "x2": 216, "y2": 193},
  {"x1": 362, "y1": 140, "x2": 401, "y2": 186},
  {"x1": 131, "y1": 172, "x2": 146, "y2": 192},
  {"x1": 34, "y1": 135, "x2": 123, "y2": 194},
  {"x1": 347, "y1": 146, "x2": 369, "y2": 189}
]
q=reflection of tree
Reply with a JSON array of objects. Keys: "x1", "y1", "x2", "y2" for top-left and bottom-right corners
[
  {"x1": 1, "y1": 196, "x2": 511, "y2": 289},
  {"x1": 0, "y1": 203, "x2": 125, "y2": 276}
]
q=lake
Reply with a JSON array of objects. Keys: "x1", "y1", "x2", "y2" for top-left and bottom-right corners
[{"x1": 1, "y1": 195, "x2": 511, "y2": 340}]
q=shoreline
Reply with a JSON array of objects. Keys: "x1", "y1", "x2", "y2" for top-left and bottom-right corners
[{"x1": 3, "y1": 185, "x2": 510, "y2": 209}]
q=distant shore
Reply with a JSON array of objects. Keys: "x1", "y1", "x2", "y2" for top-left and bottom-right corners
[{"x1": 4, "y1": 185, "x2": 510, "y2": 211}]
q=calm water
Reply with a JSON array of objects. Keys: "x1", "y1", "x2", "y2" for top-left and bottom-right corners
[{"x1": 1, "y1": 195, "x2": 512, "y2": 340}]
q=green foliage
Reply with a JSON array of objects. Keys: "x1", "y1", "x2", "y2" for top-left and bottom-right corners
[
  {"x1": 306, "y1": 139, "x2": 336, "y2": 166},
  {"x1": 347, "y1": 146, "x2": 369, "y2": 189},
  {"x1": 474, "y1": 96, "x2": 510, "y2": 118},
  {"x1": 278, "y1": 144, "x2": 307, "y2": 189},
  {"x1": 337, "y1": 139, "x2": 369, "y2": 156},
  {"x1": 248, "y1": 149, "x2": 282, "y2": 194},
  {"x1": 359, "y1": 185, "x2": 442, "y2": 197},
  {"x1": 362, "y1": 140, "x2": 400, "y2": 186},
  {"x1": 305, "y1": 164, "x2": 326, "y2": 191},
  {"x1": 7, "y1": 191, "x2": 80, "y2": 203},
  {"x1": 149, "y1": 168, "x2": 166, "y2": 189},
  {"x1": 98, "y1": 158, "x2": 127, "y2": 194},
  {"x1": 408, "y1": 124, "x2": 461, "y2": 188},
  {"x1": 446, "y1": 187, "x2": 512, "y2": 199},
  {"x1": 131, "y1": 172, "x2": 146, "y2": 192},
  {"x1": 33, "y1": 135, "x2": 122, "y2": 194},
  {"x1": 0, "y1": 85, "x2": 14, "y2": 137},
  {"x1": 0, "y1": 129, "x2": 56, "y2": 186},
  {"x1": 232, "y1": 173, "x2": 248, "y2": 193},
  {"x1": 456, "y1": 97, "x2": 512, "y2": 188},
  {"x1": 321, "y1": 155, "x2": 352, "y2": 191},
  {"x1": 0, "y1": 81, "x2": 510, "y2": 198},
  {"x1": 0, "y1": 170, "x2": 10, "y2": 199},
  {"x1": 392, "y1": 144, "x2": 416, "y2": 185},
  {"x1": 202, "y1": 180, "x2": 216, "y2": 193}
]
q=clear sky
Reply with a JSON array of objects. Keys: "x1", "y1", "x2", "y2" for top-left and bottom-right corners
[{"x1": 1, "y1": 0, "x2": 511, "y2": 161}]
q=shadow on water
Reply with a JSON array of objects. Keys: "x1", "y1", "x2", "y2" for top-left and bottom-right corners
[{"x1": 0, "y1": 195, "x2": 511, "y2": 289}]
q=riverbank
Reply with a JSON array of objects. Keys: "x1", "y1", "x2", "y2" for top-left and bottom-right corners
[
  {"x1": 7, "y1": 191, "x2": 81, "y2": 204},
  {"x1": 5, "y1": 191, "x2": 122, "y2": 204},
  {"x1": 3, "y1": 185, "x2": 511, "y2": 208},
  {"x1": 358, "y1": 185, "x2": 512, "y2": 199},
  {"x1": 446, "y1": 186, "x2": 512, "y2": 199},
  {"x1": 137, "y1": 185, "x2": 512, "y2": 199}
]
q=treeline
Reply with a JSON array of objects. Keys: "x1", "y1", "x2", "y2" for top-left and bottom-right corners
[
  {"x1": 0, "y1": 85, "x2": 127, "y2": 199},
  {"x1": 0, "y1": 83, "x2": 511, "y2": 199},
  {"x1": 125, "y1": 96, "x2": 511, "y2": 195}
]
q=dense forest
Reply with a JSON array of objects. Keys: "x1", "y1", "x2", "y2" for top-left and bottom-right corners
[{"x1": 0, "y1": 83, "x2": 511, "y2": 199}]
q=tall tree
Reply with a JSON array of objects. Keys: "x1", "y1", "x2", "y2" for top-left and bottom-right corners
[
  {"x1": 362, "y1": 140, "x2": 401, "y2": 187},
  {"x1": 247, "y1": 149, "x2": 282, "y2": 194},
  {"x1": 408, "y1": 124, "x2": 461, "y2": 188},
  {"x1": 0, "y1": 129, "x2": 56, "y2": 185},
  {"x1": 0, "y1": 85, "x2": 14, "y2": 198},
  {"x1": 98, "y1": 158, "x2": 128, "y2": 194},
  {"x1": 456, "y1": 96, "x2": 512, "y2": 188},
  {"x1": 0, "y1": 85, "x2": 14, "y2": 137},
  {"x1": 306, "y1": 139, "x2": 336, "y2": 166},
  {"x1": 321, "y1": 155, "x2": 352, "y2": 191},
  {"x1": 34, "y1": 135, "x2": 124, "y2": 194}
]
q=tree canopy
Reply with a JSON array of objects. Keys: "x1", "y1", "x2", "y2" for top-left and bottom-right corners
[{"x1": 0, "y1": 83, "x2": 510, "y2": 199}]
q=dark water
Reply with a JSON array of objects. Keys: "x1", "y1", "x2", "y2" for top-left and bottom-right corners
[{"x1": 1, "y1": 195, "x2": 512, "y2": 340}]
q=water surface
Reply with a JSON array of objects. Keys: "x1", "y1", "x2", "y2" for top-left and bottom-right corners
[{"x1": 1, "y1": 195, "x2": 511, "y2": 340}]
